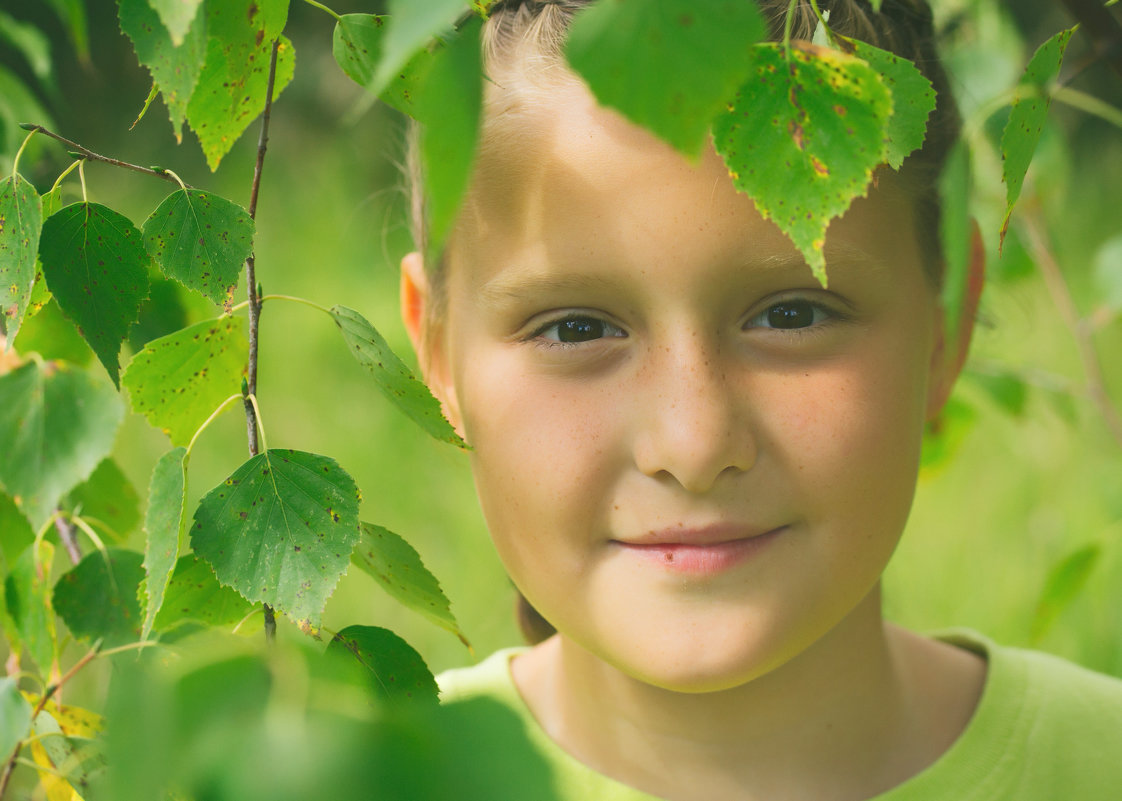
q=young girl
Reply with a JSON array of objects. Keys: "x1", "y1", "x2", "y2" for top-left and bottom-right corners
[{"x1": 400, "y1": 2, "x2": 1122, "y2": 798}]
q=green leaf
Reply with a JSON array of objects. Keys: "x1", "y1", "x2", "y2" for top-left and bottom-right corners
[
  {"x1": 0, "y1": 676, "x2": 32, "y2": 759},
  {"x1": 0, "y1": 361, "x2": 123, "y2": 529},
  {"x1": 129, "y1": 275, "x2": 190, "y2": 351},
  {"x1": 185, "y1": 0, "x2": 295, "y2": 171},
  {"x1": 12, "y1": 298, "x2": 93, "y2": 365},
  {"x1": 121, "y1": 316, "x2": 247, "y2": 446},
  {"x1": 0, "y1": 492, "x2": 34, "y2": 564},
  {"x1": 939, "y1": 140, "x2": 972, "y2": 347},
  {"x1": 370, "y1": 0, "x2": 465, "y2": 96},
  {"x1": 0, "y1": 173, "x2": 43, "y2": 345},
  {"x1": 352, "y1": 523, "x2": 469, "y2": 648},
  {"x1": 53, "y1": 548, "x2": 145, "y2": 647},
  {"x1": 27, "y1": 266, "x2": 52, "y2": 317},
  {"x1": 1000, "y1": 28, "x2": 1073, "y2": 248},
  {"x1": 142, "y1": 189, "x2": 254, "y2": 305},
  {"x1": 118, "y1": 0, "x2": 207, "y2": 141},
  {"x1": 38, "y1": 202, "x2": 151, "y2": 387},
  {"x1": 67, "y1": 458, "x2": 142, "y2": 540},
  {"x1": 333, "y1": 14, "x2": 386, "y2": 87},
  {"x1": 325, "y1": 624, "x2": 438, "y2": 706},
  {"x1": 566, "y1": 0, "x2": 764, "y2": 157},
  {"x1": 153, "y1": 555, "x2": 252, "y2": 631},
  {"x1": 415, "y1": 17, "x2": 483, "y2": 258},
  {"x1": 712, "y1": 42, "x2": 892, "y2": 285},
  {"x1": 849, "y1": 40, "x2": 935, "y2": 169},
  {"x1": 191, "y1": 449, "x2": 361, "y2": 628},
  {"x1": 1031, "y1": 543, "x2": 1101, "y2": 644},
  {"x1": 149, "y1": 0, "x2": 205, "y2": 46},
  {"x1": 330, "y1": 305, "x2": 464, "y2": 447},
  {"x1": 142, "y1": 447, "x2": 188, "y2": 639},
  {"x1": 4, "y1": 540, "x2": 58, "y2": 674},
  {"x1": 380, "y1": 44, "x2": 437, "y2": 118}
]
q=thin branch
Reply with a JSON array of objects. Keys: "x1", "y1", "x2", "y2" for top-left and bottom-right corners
[
  {"x1": 1021, "y1": 211, "x2": 1122, "y2": 449},
  {"x1": 53, "y1": 514, "x2": 82, "y2": 565},
  {"x1": 16, "y1": 123, "x2": 188, "y2": 186},
  {"x1": 243, "y1": 37, "x2": 282, "y2": 644}
]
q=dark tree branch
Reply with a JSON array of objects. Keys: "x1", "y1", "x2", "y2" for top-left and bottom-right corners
[
  {"x1": 54, "y1": 515, "x2": 82, "y2": 565},
  {"x1": 243, "y1": 38, "x2": 282, "y2": 644},
  {"x1": 1060, "y1": 0, "x2": 1122, "y2": 81},
  {"x1": 17, "y1": 123, "x2": 189, "y2": 186}
]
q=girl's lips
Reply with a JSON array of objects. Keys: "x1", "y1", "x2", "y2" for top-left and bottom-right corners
[{"x1": 612, "y1": 526, "x2": 787, "y2": 574}]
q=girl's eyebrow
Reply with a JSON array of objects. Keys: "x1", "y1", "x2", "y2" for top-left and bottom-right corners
[{"x1": 479, "y1": 271, "x2": 623, "y2": 305}]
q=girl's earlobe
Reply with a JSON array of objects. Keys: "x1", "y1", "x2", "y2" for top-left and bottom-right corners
[{"x1": 927, "y1": 222, "x2": 986, "y2": 419}]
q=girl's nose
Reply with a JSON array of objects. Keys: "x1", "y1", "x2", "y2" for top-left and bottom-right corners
[{"x1": 631, "y1": 339, "x2": 756, "y2": 494}]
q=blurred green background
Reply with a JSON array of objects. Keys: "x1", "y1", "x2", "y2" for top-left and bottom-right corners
[{"x1": 1, "y1": 0, "x2": 1120, "y2": 681}]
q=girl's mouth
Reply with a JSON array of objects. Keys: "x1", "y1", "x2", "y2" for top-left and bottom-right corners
[{"x1": 612, "y1": 525, "x2": 787, "y2": 574}]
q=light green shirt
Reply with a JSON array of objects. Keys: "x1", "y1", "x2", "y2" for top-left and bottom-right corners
[{"x1": 438, "y1": 631, "x2": 1122, "y2": 800}]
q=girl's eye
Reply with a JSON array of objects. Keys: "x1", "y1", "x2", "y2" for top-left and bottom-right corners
[
  {"x1": 536, "y1": 315, "x2": 626, "y2": 344},
  {"x1": 748, "y1": 299, "x2": 831, "y2": 331}
]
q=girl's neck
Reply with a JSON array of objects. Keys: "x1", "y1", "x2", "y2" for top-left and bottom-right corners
[{"x1": 511, "y1": 588, "x2": 985, "y2": 801}]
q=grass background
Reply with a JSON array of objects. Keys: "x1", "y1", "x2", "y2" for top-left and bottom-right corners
[{"x1": 1, "y1": 0, "x2": 1120, "y2": 681}]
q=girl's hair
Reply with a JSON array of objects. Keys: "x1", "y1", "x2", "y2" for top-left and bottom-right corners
[{"x1": 405, "y1": 0, "x2": 961, "y2": 644}]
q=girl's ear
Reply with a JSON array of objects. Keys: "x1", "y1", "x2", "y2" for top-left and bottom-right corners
[
  {"x1": 927, "y1": 223, "x2": 986, "y2": 420},
  {"x1": 400, "y1": 252, "x2": 465, "y2": 436}
]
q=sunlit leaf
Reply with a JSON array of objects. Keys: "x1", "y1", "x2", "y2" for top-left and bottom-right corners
[
  {"x1": 67, "y1": 458, "x2": 141, "y2": 541},
  {"x1": 153, "y1": 555, "x2": 252, "y2": 632},
  {"x1": 849, "y1": 40, "x2": 935, "y2": 169},
  {"x1": 1000, "y1": 28, "x2": 1073, "y2": 248},
  {"x1": 30, "y1": 706, "x2": 106, "y2": 800},
  {"x1": 333, "y1": 14, "x2": 386, "y2": 88},
  {"x1": 121, "y1": 316, "x2": 247, "y2": 446},
  {"x1": 142, "y1": 189, "x2": 254, "y2": 305},
  {"x1": 713, "y1": 42, "x2": 892, "y2": 284},
  {"x1": 566, "y1": 0, "x2": 764, "y2": 156},
  {"x1": 12, "y1": 298, "x2": 93, "y2": 366},
  {"x1": 27, "y1": 266, "x2": 52, "y2": 316},
  {"x1": 0, "y1": 361, "x2": 123, "y2": 529},
  {"x1": 185, "y1": 0, "x2": 295, "y2": 170},
  {"x1": 414, "y1": 17, "x2": 482, "y2": 259},
  {"x1": 0, "y1": 173, "x2": 42, "y2": 346},
  {"x1": 191, "y1": 449, "x2": 361, "y2": 628},
  {"x1": 326, "y1": 624, "x2": 438, "y2": 706},
  {"x1": 4, "y1": 540, "x2": 58, "y2": 674},
  {"x1": 370, "y1": 0, "x2": 465, "y2": 96},
  {"x1": 1031, "y1": 543, "x2": 1101, "y2": 643},
  {"x1": 38, "y1": 202, "x2": 150, "y2": 387},
  {"x1": 53, "y1": 548, "x2": 144, "y2": 647},
  {"x1": 352, "y1": 523, "x2": 469, "y2": 648},
  {"x1": 330, "y1": 305, "x2": 464, "y2": 447},
  {"x1": 118, "y1": 0, "x2": 207, "y2": 140},
  {"x1": 149, "y1": 0, "x2": 205, "y2": 46},
  {"x1": 0, "y1": 676, "x2": 32, "y2": 761},
  {"x1": 142, "y1": 447, "x2": 188, "y2": 639}
]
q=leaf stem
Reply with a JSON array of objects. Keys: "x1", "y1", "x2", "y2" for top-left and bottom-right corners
[
  {"x1": 12, "y1": 128, "x2": 37, "y2": 177},
  {"x1": 47, "y1": 160, "x2": 81, "y2": 200},
  {"x1": 162, "y1": 168, "x2": 188, "y2": 192},
  {"x1": 16, "y1": 124, "x2": 188, "y2": 186},
  {"x1": 1052, "y1": 86, "x2": 1122, "y2": 131},
  {"x1": 783, "y1": 0, "x2": 799, "y2": 53},
  {"x1": 186, "y1": 393, "x2": 244, "y2": 457},
  {"x1": 302, "y1": 0, "x2": 342, "y2": 21},
  {"x1": 1021, "y1": 210, "x2": 1122, "y2": 450},
  {"x1": 78, "y1": 160, "x2": 88, "y2": 203},
  {"x1": 262, "y1": 293, "x2": 333, "y2": 316},
  {"x1": 246, "y1": 394, "x2": 269, "y2": 453}
]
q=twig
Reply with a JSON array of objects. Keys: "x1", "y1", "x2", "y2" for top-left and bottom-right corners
[
  {"x1": 1021, "y1": 211, "x2": 1122, "y2": 449},
  {"x1": 16, "y1": 123, "x2": 187, "y2": 186},
  {"x1": 53, "y1": 515, "x2": 82, "y2": 565},
  {"x1": 1060, "y1": 0, "x2": 1122, "y2": 81},
  {"x1": 243, "y1": 37, "x2": 282, "y2": 644}
]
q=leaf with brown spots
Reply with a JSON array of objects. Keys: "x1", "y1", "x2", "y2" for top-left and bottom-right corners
[
  {"x1": 38, "y1": 202, "x2": 151, "y2": 387},
  {"x1": 849, "y1": 40, "x2": 935, "y2": 170},
  {"x1": 352, "y1": 523, "x2": 470, "y2": 649},
  {"x1": 142, "y1": 189, "x2": 254, "y2": 305},
  {"x1": 191, "y1": 449, "x2": 361, "y2": 627},
  {"x1": 0, "y1": 173, "x2": 42, "y2": 346},
  {"x1": 325, "y1": 624, "x2": 438, "y2": 706},
  {"x1": 152, "y1": 555, "x2": 252, "y2": 632},
  {"x1": 712, "y1": 42, "x2": 892, "y2": 285},
  {"x1": 122, "y1": 316, "x2": 247, "y2": 446},
  {"x1": 332, "y1": 13, "x2": 386, "y2": 88}
]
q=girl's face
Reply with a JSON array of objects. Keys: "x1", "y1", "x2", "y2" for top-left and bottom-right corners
[{"x1": 408, "y1": 80, "x2": 962, "y2": 692}]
